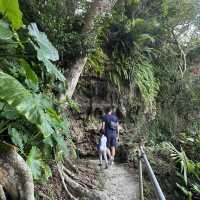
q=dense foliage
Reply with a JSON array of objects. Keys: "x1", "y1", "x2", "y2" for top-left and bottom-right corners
[{"x1": 0, "y1": 0, "x2": 73, "y2": 180}]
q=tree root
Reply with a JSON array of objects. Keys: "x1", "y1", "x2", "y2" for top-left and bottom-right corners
[
  {"x1": 0, "y1": 186, "x2": 6, "y2": 200},
  {"x1": 57, "y1": 162, "x2": 101, "y2": 200},
  {"x1": 37, "y1": 191, "x2": 51, "y2": 200},
  {"x1": 63, "y1": 166, "x2": 96, "y2": 189},
  {"x1": 64, "y1": 158, "x2": 78, "y2": 174},
  {"x1": 0, "y1": 143, "x2": 34, "y2": 200},
  {"x1": 57, "y1": 164, "x2": 77, "y2": 200}
]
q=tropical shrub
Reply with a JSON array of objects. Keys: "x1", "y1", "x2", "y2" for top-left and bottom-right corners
[
  {"x1": 0, "y1": 0, "x2": 72, "y2": 180},
  {"x1": 167, "y1": 142, "x2": 200, "y2": 199}
]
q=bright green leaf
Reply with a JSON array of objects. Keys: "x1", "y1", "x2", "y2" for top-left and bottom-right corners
[
  {"x1": 27, "y1": 146, "x2": 42, "y2": 179},
  {"x1": 1, "y1": 104, "x2": 21, "y2": 119},
  {"x1": 53, "y1": 134, "x2": 68, "y2": 155},
  {"x1": 20, "y1": 59, "x2": 38, "y2": 86},
  {"x1": 28, "y1": 23, "x2": 65, "y2": 81},
  {"x1": 9, "y1": 128, "x2": 24, "y2": 151},
  {"x1": 43, "y1": 59, "x2": 65, "y2": 82},
  {"x1": 0, "y1": 71, "x2": 53, "y2": 138},
  {"x1": 0, "y1": 0, "x2": 23, "y2": 29},
  {"x1": 28, "y1": 23, "x2": 59, "y2": 61}
]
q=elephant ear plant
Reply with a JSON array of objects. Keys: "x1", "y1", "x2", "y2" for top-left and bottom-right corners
[{"x1": 0, "y1": 0, "x2": 73, "y2": 198}]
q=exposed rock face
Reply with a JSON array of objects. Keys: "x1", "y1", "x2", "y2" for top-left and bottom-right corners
[
  {"x1": 71, "y1": 79, "x2": 114, "y2": 157},
  {"x1": 71, "y1": 115, "x2": 101, "y2": 157},
  {"x1": 70, "y1": 75, "x2": 151, "y2": 159},
  {"x1": 77, "y1": 130, "x2": 99, "y2": 157}
]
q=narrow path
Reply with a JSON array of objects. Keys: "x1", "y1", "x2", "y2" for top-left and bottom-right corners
[{"x1": 91, "y1": 160, "x2": 139, "y2": 200}]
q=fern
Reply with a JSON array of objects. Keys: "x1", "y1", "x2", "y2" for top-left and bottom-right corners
[
  {"x1": 87, "y1": 47, "x2": 107, "y2": 75},
  {"x1": 166, "y1": 142, "x2": 200, "y2": 198},
  {"x1": 134, "y1": 60, "x2": 159, "y2": 105}
]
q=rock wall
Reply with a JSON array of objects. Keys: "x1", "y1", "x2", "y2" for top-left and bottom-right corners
[{"x1": 69, "y1": 75, "x2": 144, "y2": 159}]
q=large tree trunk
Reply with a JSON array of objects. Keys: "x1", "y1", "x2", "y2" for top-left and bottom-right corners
[
  {"x1": 0, "y1": 143, "x2": 34, "y2": 200},
  {"x1": 66, "y1": 0, "x2": 118, "y2": 99},
  {"x1": 66, "y1": 57, "x2": 88, "y2": 98}
]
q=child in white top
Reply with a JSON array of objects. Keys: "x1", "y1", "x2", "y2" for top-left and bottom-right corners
[{"x1": 99, "y1": 133, "x2": 109, "y2": 168}]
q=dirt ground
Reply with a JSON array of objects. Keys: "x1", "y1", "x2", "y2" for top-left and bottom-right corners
[
  {"x1": 91, "y1": 160, "x2": 139, "y2": 200},
  {"x1": 34, "y1": 159, "x2": 139, "y2": 200}
]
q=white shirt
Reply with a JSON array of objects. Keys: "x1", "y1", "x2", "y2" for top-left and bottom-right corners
[{"x1": 100, "y1": 135, "x2": 107, "y2": 151}]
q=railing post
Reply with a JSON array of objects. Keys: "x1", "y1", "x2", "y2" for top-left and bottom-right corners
[
  {"x1": 140, "y1": 146, "x2": 166, "y2": 200},
  {"x1": 138, "y1": 148, "x2": 144, "y2": 200}
]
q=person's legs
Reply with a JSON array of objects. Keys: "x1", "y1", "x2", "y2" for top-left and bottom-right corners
[
  {"x1": 110, "y1": 148, "x2": 115, "y2": 165},
  {"x1": 103, "y1": 150, "x2": 108, "y2": 168},
  {"x1": 99, "y1": 151, "x2": 103, "y2": 165},
  {"x1": 111, "y1": 146, "x2": 116, "y2": 158},
  {"x1": 106, "y1": 135, "x2": 112, "y2": 163},
  {"x1": 106, "y1": 148, "x2": 111, "y2": 159},
  {"x1": 110, "y1": 134, "x2": 117, "y2": 164}
]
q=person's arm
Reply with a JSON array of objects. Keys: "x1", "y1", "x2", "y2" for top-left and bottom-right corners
[
  {"x1": 102, "y1": 121, "x2": 105, "y2": 132},
  {"x1": 101, "y1": 115, "x2": 105, "y2": 133}
]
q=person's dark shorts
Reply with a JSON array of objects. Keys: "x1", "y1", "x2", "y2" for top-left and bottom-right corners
[{"x1": 107, "y1": 134, "x2": 117, "y2": 148}]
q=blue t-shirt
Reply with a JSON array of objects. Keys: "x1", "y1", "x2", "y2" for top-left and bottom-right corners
[{"x1": 102, "y1": 114, "x2": 118, "y2": 136}]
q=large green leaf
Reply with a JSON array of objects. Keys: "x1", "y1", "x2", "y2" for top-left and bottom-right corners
[
  {"x1": 0, "y1": 20, "x2": 13, "y2": 40},
  {"x1": 27, "y1": 146, "x2": 43, "y2": 179},
  {"x1": 39, "y1": 113, "x2": 54, "y2": 138},
  {"x1": 52, "y1": 134, "x2": 69, "y2": 155},
  {"x1": 0, "y1": 71, "x2": 53, "y2": 137},
  {"x1": 9, "y1": 127, "x2": 24, "y2": 151},
  {"x1": 43, "y1": 59, "x2": 65, "y2": 82},
  {"x1": 27, "y1": 146, "x2": 52, "y2": 180},
  {"x1": 28, "y1": 23, "x2": 65, "y2": 82},
  {"x1": 28, "y1": 23, "x2": 59, "y2": 61},
  {"x1": 0, "y1": 104, "x2": 21, "y2": 119},
  {"x1": 0, "y1": 0, "x2": 23, "y2": 29},
  {"x1": 0, "y1": 71, "x2": 33, "y2": 109},
  {"x1": 20, "y1": 59, "x2": 38, "y2": 86}
]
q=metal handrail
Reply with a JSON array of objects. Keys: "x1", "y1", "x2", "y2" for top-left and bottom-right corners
[{"x1": 138, "y1": 145, "x2": 166, "y2": 200}]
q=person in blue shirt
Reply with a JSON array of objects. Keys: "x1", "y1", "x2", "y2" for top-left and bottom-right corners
[{"x1": 101, "y1": 106, "x2": 119, "y2": 165}]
